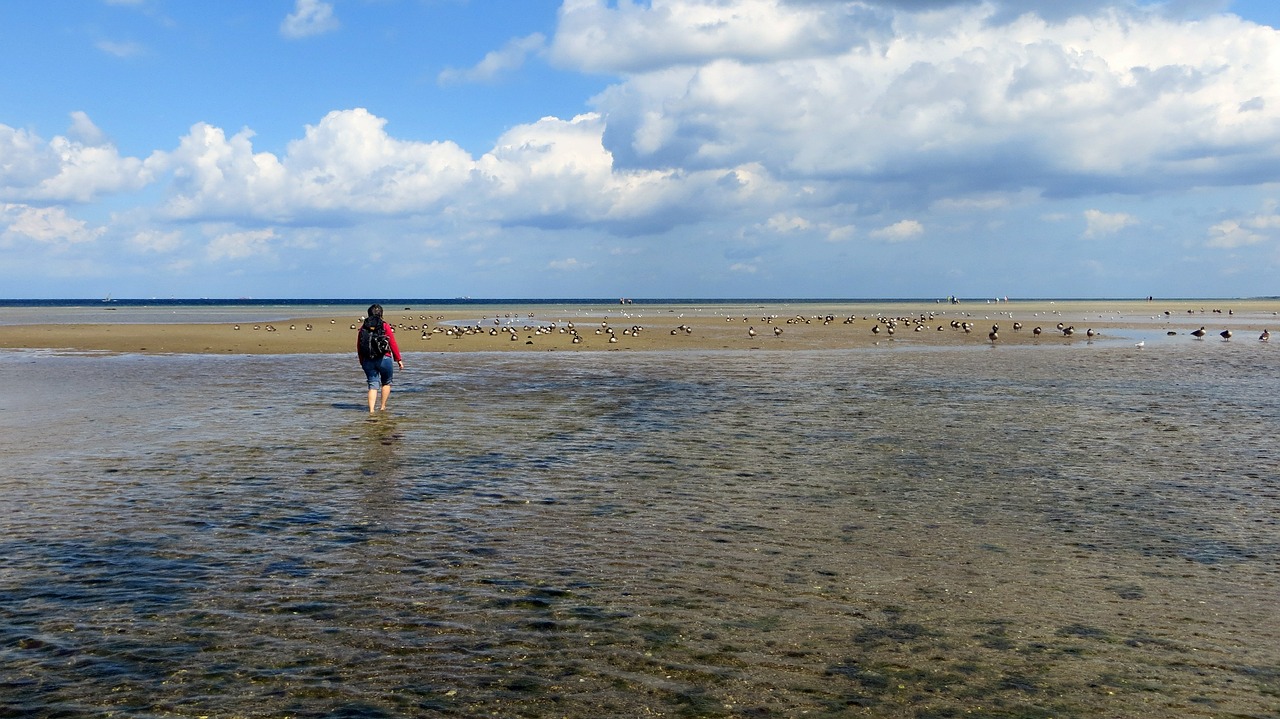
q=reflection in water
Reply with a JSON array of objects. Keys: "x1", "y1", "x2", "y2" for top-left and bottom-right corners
[{"x1": 1, "y1": 344, "x2": 1278, "y2": 717}]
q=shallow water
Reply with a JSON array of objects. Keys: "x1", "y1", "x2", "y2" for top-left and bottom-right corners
[{"x1": 1, "y1": 342, "x2": 1277, "y2": 718}]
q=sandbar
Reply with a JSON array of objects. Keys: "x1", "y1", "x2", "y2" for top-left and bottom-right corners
[{"x1": 0, "y1": 299, "x2": 1275, "y2": 354}]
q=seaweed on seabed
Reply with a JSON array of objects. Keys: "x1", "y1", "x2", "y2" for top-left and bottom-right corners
[
  {"x1": 852, "y1": 620, "x2": 935, "y2": 647},
  {"x1": 1055, "y1": 623, "x2": 1110, "y2": 640}
]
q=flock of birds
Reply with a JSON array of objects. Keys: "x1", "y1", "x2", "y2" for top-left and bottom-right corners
[
  {"x1": 232, "y1": 321, "x2": 322, "y2": 332},
  {"x1": 732, "y1": 313, "x2": 1106, "y2": 343},
  {"x1": 228, "y1": 310, "x2": 1272, "y2": 347},
  {"x1": 1188, "y1": 326, "x2": 1271, "y2": 341}
]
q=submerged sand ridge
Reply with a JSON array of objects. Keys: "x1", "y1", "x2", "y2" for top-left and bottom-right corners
[{"x1": 0, "y1": 299, "x2": 1276, "y2": 354}]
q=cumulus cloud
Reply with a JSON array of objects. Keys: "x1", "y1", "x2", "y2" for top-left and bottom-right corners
[
  {"x1": 207, "y1": 228, "x2": 276, "y2": 261},
  {"x1": 552, "y1": 0, "x2": 871, "y2": 73},
  {"x1": 1083, "y1": 209, "x2": 1139, "y2": 237},
  {"x1": 577, "y1": 1, "x2": 1280, "y2": 201},
  {"x1": 870, "y1": 219, "x2": 924, "y2": 241},
  {"x1": 68, "y1": 111, "x2": 107, "y2": 146},
  {"x1": 826, "y1": 224, "x2": 856, "y2": 242},
  {"x1": 474, "y1": 112, "x2": 764, "y2": 233},
  {"x1": 766, "y1": 213, "x2": 812, "y2": 232},
  {"x1": 760, "y1": 212, "x2": 856, "y2": 242},
  {"x1": 0, "y1": 204, "x2": 104, "y2": 245},
  {"x1": 1207, "y1": 213, "x2": 1280, "y2": 248},
  {"x1": 147, "y1": 108, "x2": 772, "y2": 235},
  {"x1": 439, "y1": 33, "x2": 547, "y2": 85},
  {"x1": 129, "y1": 229, "x2": 183, "y2": 253},
  {"x1": 157, "y1": 109, "x2": 473, "y2": 221},
  {"x1": 281, "y1": 0, "x2": 338, "y2": 39},
  {"x1": 0, "y1": 116, "x2": 153, "y2": 203}
]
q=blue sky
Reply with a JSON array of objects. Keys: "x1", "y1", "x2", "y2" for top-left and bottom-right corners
[{"x1": 2, "y1": 0, "x2": 1279, "y2": 299}]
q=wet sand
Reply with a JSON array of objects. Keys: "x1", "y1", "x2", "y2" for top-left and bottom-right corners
[{"x1": 0, "y1": 299, "x2": 1275, "y2": 354}]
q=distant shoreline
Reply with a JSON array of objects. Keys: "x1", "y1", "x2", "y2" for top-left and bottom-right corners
[{"x1": 3, "y1": 296, "x2": 1277, "y2": 307}]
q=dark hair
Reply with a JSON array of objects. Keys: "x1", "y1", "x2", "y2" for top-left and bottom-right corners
[{"x1": 361, "y1": 303, "x2": 385, "y2": 333}]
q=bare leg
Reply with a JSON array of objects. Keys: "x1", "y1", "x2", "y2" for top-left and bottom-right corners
[
  {"x1": 367, "y1": 388, "x2": 378, "y2": 414},
  {"x1": 379, "y1": 384, "x2": 391, "y2": 411}
]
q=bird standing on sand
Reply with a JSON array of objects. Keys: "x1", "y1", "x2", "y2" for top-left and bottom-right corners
[
  {"x1": 1191, "y1": 327, "x2": 1206, "y2": 338},
  {"x1": 1033, "y1": 326, "x2": 1042, "y2": 336},
  {"x1": 748, "y1": 327, "x2": 757, "y2": 337},
  {"x1": 1220, "y1": 329, "x2": 1232, "y2": 340},
  {"x1": 1261, "y1": 329, "x2": 1271, "y2": 341},
  {"x1": 988, "y1": 329, "x2": 998, "y2": 343},
  {"x1": 774, "y1": 326, "x2": 783, "y2": 336}
]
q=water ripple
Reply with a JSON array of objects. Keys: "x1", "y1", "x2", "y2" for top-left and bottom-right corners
[{"x1": 1, "y1": 345, "x2": 1278, "y2": 717}]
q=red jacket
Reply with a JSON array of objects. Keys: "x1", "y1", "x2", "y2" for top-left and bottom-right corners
[{"x1": 356, "y1": 321, "x2": 402, "y2": 362}]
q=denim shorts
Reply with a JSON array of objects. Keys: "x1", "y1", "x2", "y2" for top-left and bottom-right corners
[{"x1": 361, "y1": 356, "x2": 394, "y2": 389}]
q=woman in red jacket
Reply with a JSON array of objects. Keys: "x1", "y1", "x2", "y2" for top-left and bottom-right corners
[{"x1": 356, "y1": 303, "x2": 404, "y2": 414}]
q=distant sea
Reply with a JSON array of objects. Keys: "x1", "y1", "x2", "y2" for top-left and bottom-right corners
[
  {"x1": 0, "y1": 297, "x2": 968, "y2": 327},
  {"x1": 1, "y1": 296, "x2": 1275, "y2": 327}
]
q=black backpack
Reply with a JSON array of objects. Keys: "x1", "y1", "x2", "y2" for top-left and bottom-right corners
[{"x1": 359, "y1": 317, "x2": 391, "y2": 359}]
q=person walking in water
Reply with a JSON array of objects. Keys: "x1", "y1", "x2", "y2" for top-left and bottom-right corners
[{"x1": 356, "y1": 303, "x2": 404, "y2": 414}]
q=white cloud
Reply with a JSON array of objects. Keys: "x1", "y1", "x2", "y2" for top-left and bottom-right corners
[
  {"x1": 206, "y1": 228, "x2": 276, "y2": 261},
  {"x1": 474, "y1": 112, "x2": 745, "y2": 231},
  {"x1": 766, "y1": 213, "x2": 811, "y2": 232},
  {"x1": 932, "y1": 194, "x2": 1014, "y2": 212},
  {"x1": 151, "y1": 108, "x2": 754, "y2": 233},
  {"x1": 1206, "y1": 212, "x2": 1280, "y2": 248},
  {"x1": 825, "y1": 224, "x2": 856, "y2": 242},
  {"x1": 129, "y1": 229, "x2": 183, "y2": 253},
  {"x1": 147, "y1": 104, "x2": 808, "y2": 234},
  {"x1": 1207, "y1": 220, "x2": 1265, "y2": 248},
  {"x1": 0, "y1": 204, "x2": 104, "y2": 245},
  {"x1": 439, "y1": 33, "x2": 547, "y2": 85},
  {"x1": 552, "y1": 0, "x2": 856, "y2": 73},
  {"x1": 761, "y1": 212, "x2": 856, "y2": 242},
  {"x1": 95, "y1": 40, "x2": 143, "y2": 57},
  {"x1": 68, "y1": 111, "x2": 107, "y2": 146},
  {"x1": 575, "y1": 1, "x2": 1280, "y2": 199},
  {"x1": 548, "y1": 257, "x2": 589, "y2": 271},
  {"x1": 1083, "y1": 209, "x2": 1139, "y2": 238},
  {"x1": 0, "y1": 116, "x2": 153, "y2": 203},
  {"x1": 281, "y1": 0, "x2": 338, "y2": 39},
  {"x1": 1247, "y1": 213, "x2": 1280, "y2": 229},
  {"x1": 0, "y1": 126, "x2": 54, "y2": 190},
  {"x1": 870, "y1": 219, "x2": 924, "y2": 242},
  {"x1": 158, "y1": 109, "x2": 473, "y2": 221}
]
